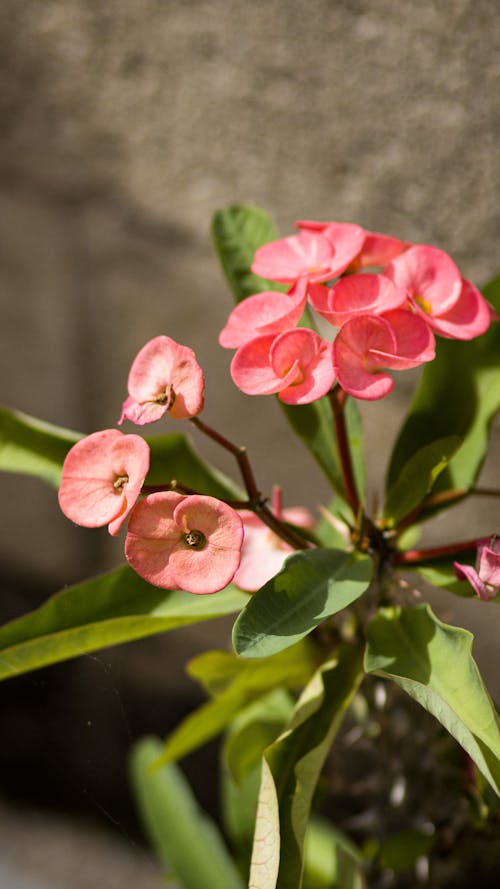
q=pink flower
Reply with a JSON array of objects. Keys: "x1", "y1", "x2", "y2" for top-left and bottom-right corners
[
  {"x1": 454, "y1": 537, "x2": 500, "y2": 601},
  {"x1": 119, "y1": 336, "x2": 205, "y2": 426},
  {"x1": 58, "y1": 429, "x2": 150, "y2": 536},
  {"x1": 384, "y1": 245, "x2": 492, "y2": 340},
  {"x1": 230, "y1": 327, "x2": 336, "y2": 404},
  {"x1": 234, "y1": 489, "x2": 314, "y2": 591},
  {"x1": 251, "y1": 227, "x2": 364, "y2": 285},
  {"x1": 125, "y1": 492, "x2": 243, "y2": 594},
  {"x1": 297, "y1": 219, "x2": 408, "y2": 270},
  {"x1": 218, "y1": 280, "x2": 307, "y2": 349},
  {"x1": 308, "y1": 274, "x2": 407, "y2": 328},
  {"x1": 333, "y1": 311, "x2": 435, "y2": 400}
]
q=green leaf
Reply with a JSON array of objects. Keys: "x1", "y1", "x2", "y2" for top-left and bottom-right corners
[
  {"x1": 384, "y1": 435, "x2": 462, "y2": 527},
  {"x1": 224, "y1": 689, "x2": 294, "y2": 783},
  {"x1": 280, "y1": 396, "x2": 365, "y2": 508},
  {"x1": 211, "y1": 204, "x2": 286, "y2": 303},
  {"x1": 233, "y1": 549, "x2": 373, "y2": 659},
  {"x1": 303, "y1": 818, "x2": 364, "y2": 889},
  {"x1": 413, "y1": 561, "x2": 475, "y2": 597},
  {"x1": 130, "y1": 737, "x2": 244, "y2": 889},
  {"x1": 154, "y1": 642, "x2": 316, "y2": 767},
  {"x1": 0, "y1": 405, "x2": 81, "y2": 487},
  {"x1": 0, "y1": 566, "x2": 248, "y2": 681},
  {"x1": 364, "y1": 604, "x2": 500, "y2": 796},
  {"x1": 249, "y1": 647, "x2": 364, "y2": 889},
  {"x1": 146, "y1": 433, "x2": 243, "y2": 499},
  {"x1": 387, "y1": 277, "x2": 500, "y2": 501}
]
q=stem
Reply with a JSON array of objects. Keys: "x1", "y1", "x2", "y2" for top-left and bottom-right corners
[
  {"x1": 395, "y1": 537, "x2": 488, "y2": 566},
  {"x1": 191, "y1": 416, "x2": 310, "y2": 550},
  {"x1": 395, "y1": 488, "x2": 468, "y2": 533},
  {"x1": 329, "y1": 388, "x2": 360, "y2": 516}
]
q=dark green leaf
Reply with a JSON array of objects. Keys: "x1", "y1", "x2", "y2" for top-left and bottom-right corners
[
  {"x1": 233, "y1": 549, "x2": 373, "y2": 659},
  {"x1": 130, "y1": 737, "x2": 244, "y2": 889},
  {"x1": 365, "y1": 604, "x2": 500, "y2": 796},
  {"x1": 0, "y1": 405, "x2": 81, "y2": 487},
  {"x1": 0, "y1": 566, "x2": 248, "y2": 681},
  {"x1": 378, "y1": 829, "x2": 433, "y2": 873},
  {"x1": 211, "y1": 204, "x2": 286, "y2": 303},
  {"x1": 387, "y1": 278, "x2": 500, "y2": 503},
  {"x1": 249, "y1": 648, "x2": 364, "y2": 889},
  {"x1": 384, "y1": 435, "x2": 462, "y2": 527}
]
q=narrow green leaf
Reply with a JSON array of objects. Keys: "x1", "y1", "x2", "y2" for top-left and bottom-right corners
[
  {"x1": 130, "y1": 737, "x2": 244, "y2": 889},
  {"x1": 364, "y1": 604, "x2": 500, "y2": 796},
  {"x1": 249, "y1": 647, "x2": 364, "y2": 889},
  {"x1": 0, "y1": 566, "x2": 248, "y2": 681},
  {"x1": 223, "y1": 689, "x2": 294, "y2": 783},
  {"x1": 0, "y1": 405, "x2": 81, "y2": 487},
  {"x1": 211, "y1": 204, "x2": 286, "y2": 303},
  {"x1": 233, "y1": 549, "x2": 373, "y2": 659},
  {"x1": 384, "y1": 435, "x2": 462, "y2": 527},
  {"x1": 154, "y1": 642, "x2": 316, "y2": 767},
  {"x1": 387, "y1": 278, "x2": 500, "y2": 501}
]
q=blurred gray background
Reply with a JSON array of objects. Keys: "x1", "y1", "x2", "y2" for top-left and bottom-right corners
[{"x1": 0, "y1": 1, "x2": 499, "y2": 886}]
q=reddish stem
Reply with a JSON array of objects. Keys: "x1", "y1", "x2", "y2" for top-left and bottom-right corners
[
  {"x1": 395, "y1": 537, "x2": 489, "y2": 566},
  {"x1": 329, "y1": 387, "x2": 360, "y2": 516}
]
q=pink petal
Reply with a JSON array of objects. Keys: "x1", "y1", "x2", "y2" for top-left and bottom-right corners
[
  {"x1": 270, "y1": 328, "x2": 336, "y2": 404},
  {"x1": 311, "y1": 274, "x2": 407, "y2": 328},
  {"x1": 349, "y1": 231, "x2": 409, "y2": 270},
  {"x1": 333, "y1": 316, "x2": 396, "y2": 400},
  {"x1": 376, "y1": 309, "x2": 436, "y2": 369},
  {"x1": 59, "y1": 429, "x2": 150, "y2": 535},
  {"x1": 219, "y1": 282, "x2": 306, "y2": 349},
  {"x1": 119, "y1": 395, "x2": 167, "y2": 426},
  {"x1": 426, "y1": 279, "x2": 493, "y2": 340},
  {"x1": 123, "y1": 336, "x2": 204, "y2": 424},
  {"x1": 252, "y1": 230, "x2": 336, "y2": 284},
  {"x1": 385, "y1": 245, "x2": 462, "y2": 316},
  {"x1": 230, "y1": 334, "x2": 301, "y2": 395},
  {"x1": 453, "y1": 561, "x2": 497, "y2": 601}
]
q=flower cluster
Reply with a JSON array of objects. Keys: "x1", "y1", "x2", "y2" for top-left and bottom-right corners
[
  {"x1": 220, "y1": 222, "x2": 494, "y2": 402},
  {"x1": 59, "y1": 336, "x2": 244, "y2": 595}
]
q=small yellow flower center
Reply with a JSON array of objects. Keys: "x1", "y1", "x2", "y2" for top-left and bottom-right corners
[
  {"x1": 113, "y1": 474, "x2": 128, "y2": 492},
  {"x1": 414, "y1": 295, "x2": 432, "y2": 315},
  {"x1": 184, "y1": 529, "x2": 207, "y2": 550},
  {"x1": 155, "y1": 386, "x2": 176, "y2": 408}
]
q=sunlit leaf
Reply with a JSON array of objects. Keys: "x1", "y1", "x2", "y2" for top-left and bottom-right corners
[
  {"x1": 0, "y1": 566, "x2": 248, "y2": 681},
  {"x1": 365, "y1": 604, "x2": 500, "y2": 796},
  {"x1": 233, "y1": 549, "x2": 373, "y2": 659},
  {"x1": 384, "y1": 435, "x2": 462, "y2": 527}
]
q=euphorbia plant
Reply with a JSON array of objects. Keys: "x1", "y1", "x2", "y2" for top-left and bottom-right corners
[{"x1": 1, "y1": 204, "x2": 500, "y2": 888}]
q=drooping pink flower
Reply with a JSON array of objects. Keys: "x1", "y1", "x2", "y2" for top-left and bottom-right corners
[
  {"x1": 333, "y1": 311, "x2": 435, "y2": 400},
  {"x1": 119, "y1": 336, "x2": 205, "y2": 426},
  {"x1": 230, "y1": 327, "x2": 336, "y2": 404},
  {"x1": 297, "y1": 219, "x2": 408, "y2": 270},
  {"x1": 218, "y1": 280, "x2": 307, "y2": 349},
  {"x1": 58, "y1": 429, "x2": 150, "y2": 536},
  {"x1": 251, "y1": 227, "x2": 364, "y2": 285},
  {"x1": 125, "y1": 492, "x2": 243, "y2": 594},
  {"x1": 384, "y1": 245, "x2": 492, "y2": 340},
  {"x1": 308, "y1": 274, "x2": 407, "y2": 328},
  {"x1": 454, "y1": 537, "x2": 500, "y2": 601},
  {"x1": 234, "y1": 487, "x2": 314, "y2": 591}
]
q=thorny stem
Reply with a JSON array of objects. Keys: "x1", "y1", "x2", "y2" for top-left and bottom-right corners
[
  {"x1": 190, "y1": 416, "x2": 310, "y2": 550},
  {"x1": 394, "y1": 537, "x2": 489, "y2": 566},
  {"x1": 395, "y1": 486, "x2": 500, "y2": 536},
  {"x1": 329, "y1": 387, "x2": 361, "y2": 517}
]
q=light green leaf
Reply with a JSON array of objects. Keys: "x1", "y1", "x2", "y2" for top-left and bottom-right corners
[
  {"x1": 0, "y1": 566, "x2": 248, "y2": 681},
  {"x1": 223, "y1": 689, "x2": 294, "y2": 784},
  {"x1": 154, "y1": 642, "x2": 316, "y2": 767},
  {"x1": 130, "y1": 737, "x2": 244, "y2": 889},
  {"x1": 413, "y1": 561, "x2": 475, "y2": 598},
  {"x1": 386, "y1": 277, "x2": 500, "y2": 503},
  {"x1": 233, "y1": 549, "x2": 373, "y2": 659},
  {"x1": 303, "y1": 818, "x2": 364, "y2": 889},
  {"x1": 384, "y1": 435, "x2": 462, "y2": 527},
  {"x1": 211, "y1": 204, "x2": 286, "y2": 303},
  {"x1": 364, "y1": 604, "x2": 500, "y2": 796},
  {"x1": 0, "y1": 405, "x2": 81, "y2": 487},
  {"x1": 249, "y1": 647, "x2": 364, "y2": 889}
]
